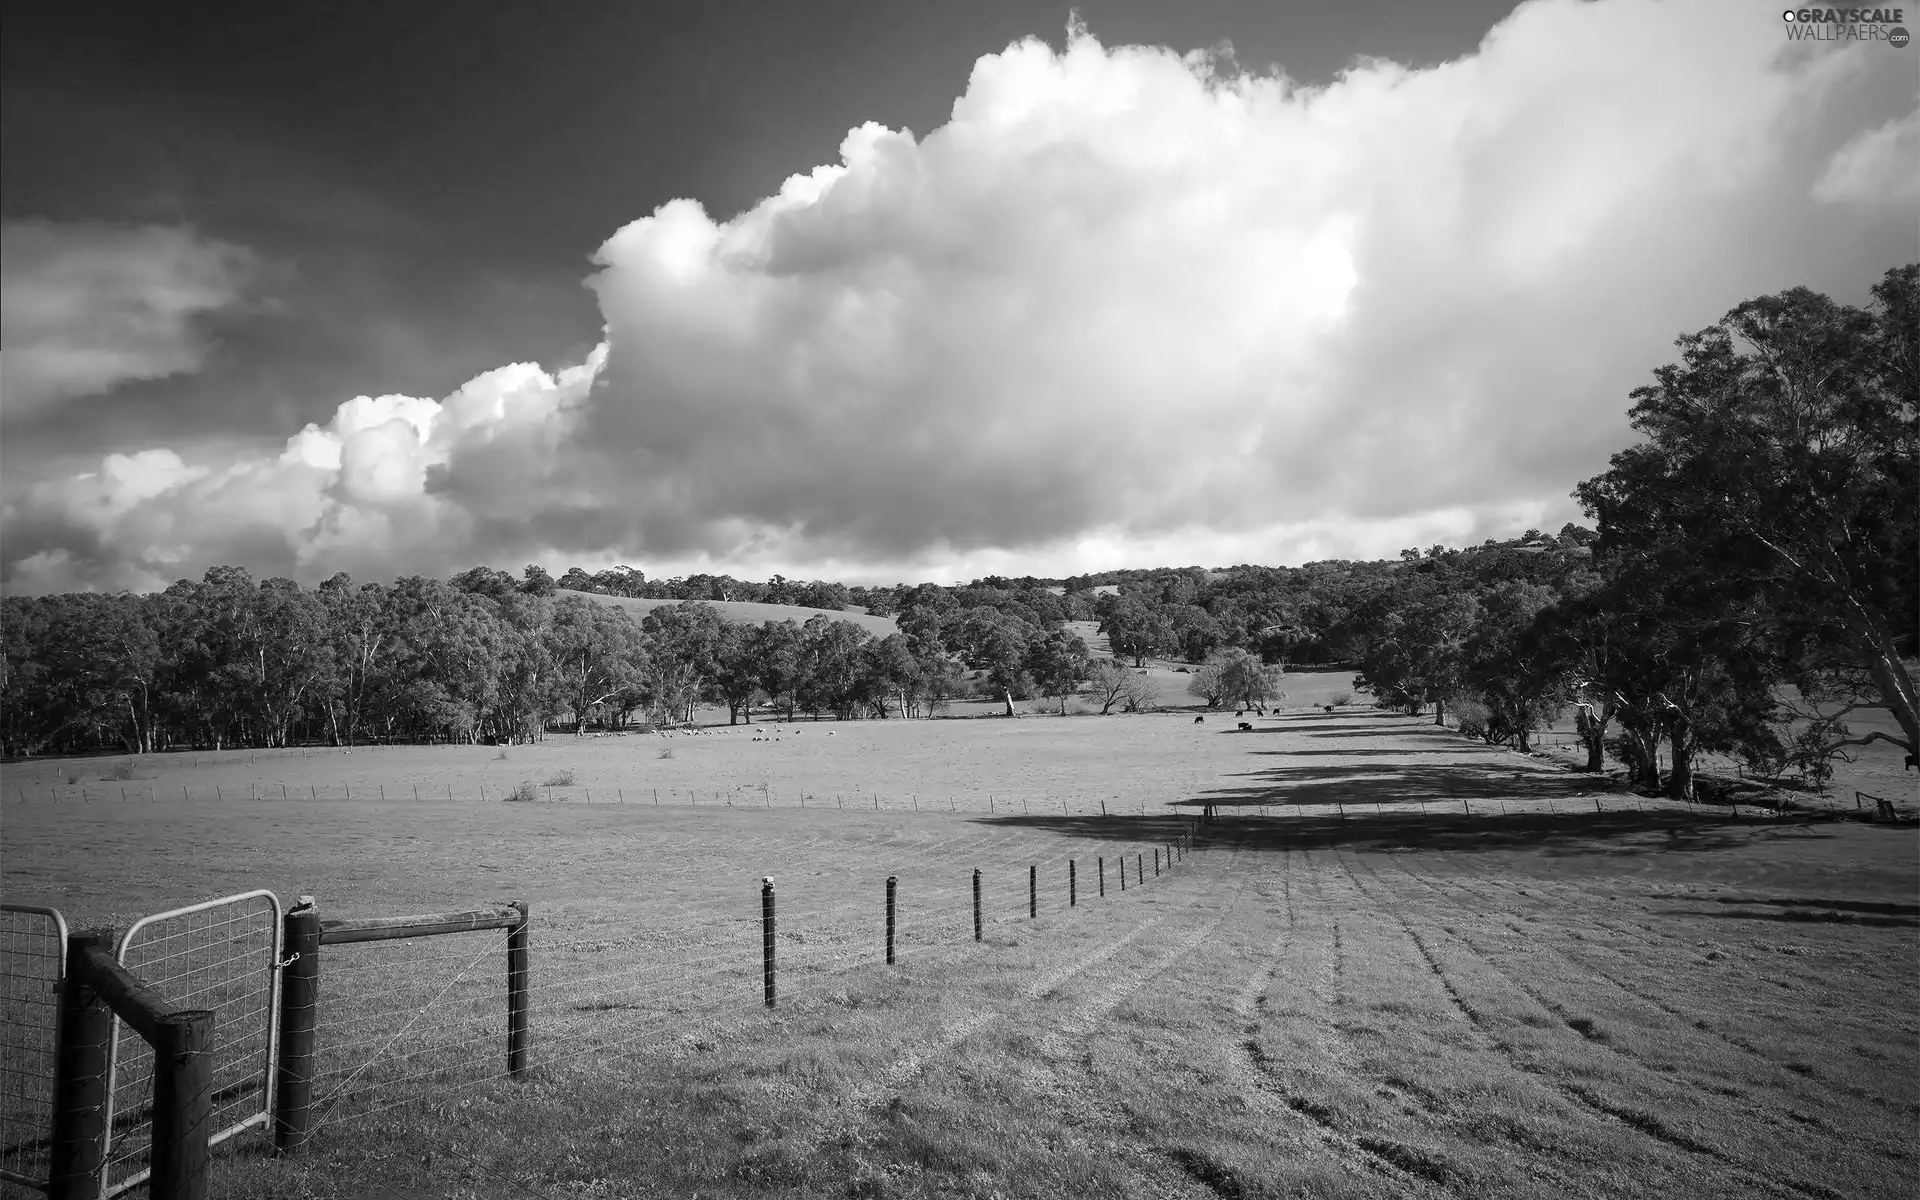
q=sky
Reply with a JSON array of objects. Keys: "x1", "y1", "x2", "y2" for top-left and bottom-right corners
[{"x1": 2, "y1": 0, "x2": 1915, "y2": 594}]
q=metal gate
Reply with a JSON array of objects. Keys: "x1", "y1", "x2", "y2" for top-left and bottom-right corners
[
  {"x1": 1, "y1": 904, "x2": 68, "y2": 1194},
  {"x1": 103, "y1": 890, "x2": 283, "y2": 1196}
]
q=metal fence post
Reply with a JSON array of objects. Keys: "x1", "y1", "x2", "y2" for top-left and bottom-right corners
[
  {"x1": 1069, "y1": 860, "x2": 1077, "y2": 908},
  {"x1": 273, "y1": 899, "x2": 321, "y2": 1155},
  {"x1": 49, "y1": 930, "x2": 113, "y2": 1200},
  {"x1": 149, "y1": 1008, "x2": 215, "y2": 1200},
  {"x1": 972, "y1": 870, "x2": 982, "y2": 941},
  {"x1": 1028, "y1": 865, "x2": 1037, "y2": 919},
  {"x1": 761, "y1": 879, "x2": 777, "y2": 1007},
  {"x1": 885, "y1": 877, "x2": 897, "y2": 965},
  {"x1": 506, "y1": 900, "x2": 531, "y2": 1078}
]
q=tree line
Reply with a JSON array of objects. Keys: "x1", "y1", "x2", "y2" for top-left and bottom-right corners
[{"x1": 2, "y1": 267, "x2": 1912, "y2": 798}]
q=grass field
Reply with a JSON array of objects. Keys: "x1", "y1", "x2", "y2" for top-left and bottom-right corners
[{"x1": 2, "y1": 707, "x2": 1915, "y2": 1199}]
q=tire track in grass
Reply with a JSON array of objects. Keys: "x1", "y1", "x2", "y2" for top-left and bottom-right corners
[
  {"x1": 1020, "y1": 838, "x2": 1290, "y2": 1199},
  {"x1": 1427, "y1": 851, "x2": 1918, "y2": 1123},
  {"x1": 1230, "y1": 844, "x2": 1296, "y2": 1018},
  {"x1": 817, "y1": 837, "x2": 1233, "y2": 1157},
  {"x1": 1379, "y1": 849, "x2": 1914, "y2": 1192},
  {"x1": 1336, "y1": 848, "x2": 1841, "y2": 1200},
  {"x1": 1217, "y1": 847, "x2": 1469, "y2": 1198}
]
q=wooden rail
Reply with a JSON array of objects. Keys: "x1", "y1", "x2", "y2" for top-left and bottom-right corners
[{"x1": 318, "y1": 904, "x2": 524, "y2": 945}]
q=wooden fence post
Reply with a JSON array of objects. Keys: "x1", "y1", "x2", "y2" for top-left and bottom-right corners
[
  {"x1": 1069, "y1": 860, "x2": 1077, "y2": 908},
  {"x1": 148, "y1": 1009, "x2": 215, "y2": 1200},
  {"x1": 885, "y1": 877, "x2": 897, "y2": 965},
  {"x1": 1028, "y1": 865, "x2": 1037, "y2": 919},
  {"x1": 507, "y1": 900, "x2": 531, "y2": 1078},
  {"x1": 972, "y1": 870, "x2": 982, "y2": 941},
  {"x1": 49, "y1": 930, "x2": 114, "y2": 1200},
  {"x1": 1098, "y1": 856, "x2": 1105, "y2": 897},
  {"x1": 761, "y1": 879, "x2": 777, "y2": 1007},
  {"x1": 273, "y1": 899, "x2": 321, "y2": 1155}
]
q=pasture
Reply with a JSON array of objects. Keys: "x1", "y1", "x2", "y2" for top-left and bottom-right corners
[{"x1": 2, "y1": 708, "x2": 1915, "y2": 1199}]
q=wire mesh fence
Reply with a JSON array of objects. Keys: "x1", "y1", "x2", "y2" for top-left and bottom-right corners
[
  {"x1": 0, "y1": 904, "x2": 67, "y2": 1194},
  {"x1": 104, "y1": 890, "x2": 281, "y2": 1196},
  {"x1": 308, "y1": 926, "x2": 512, "y2": 1133},
  {"x1": 301, "y1": 827, "x2": 1198, "y2": 1133}
]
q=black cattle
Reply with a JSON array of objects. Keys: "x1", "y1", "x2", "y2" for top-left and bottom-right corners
[
  {"x1": 1237, "y1": 721, "x2": 1252, "y2": 731},
  {"x1": 1194, "y1": 716, "x2": 1205, "y2": 724}
]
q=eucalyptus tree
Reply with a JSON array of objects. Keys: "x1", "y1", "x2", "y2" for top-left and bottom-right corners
[{"x1": 1576, "y1": 264, "x2": 1918, "y2": 767}]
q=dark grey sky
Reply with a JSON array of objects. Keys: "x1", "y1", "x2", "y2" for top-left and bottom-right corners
[
  {"x1": 0, "y1": 0, "x2": 1517, "y2": 465},
  {"x1": 3, "y1": 1, "x2": 1911, "y2": 593}
]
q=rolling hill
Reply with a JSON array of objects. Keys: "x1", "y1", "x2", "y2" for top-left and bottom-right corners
[{"x1": 564, "y1": 589, "x2": 900, "y2": 636}]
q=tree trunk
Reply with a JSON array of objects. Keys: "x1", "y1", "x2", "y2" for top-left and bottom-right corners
[
  {"x1": 1667, "y1": 719, "x2": 1695, "y2": 801},
  {"x1": 1433, "y1": 696, "x2": 1445, "y2": 726},
  {"x1": 1861, "y1": 635, "x2": 1920, "y2": 756},
  {"x1": 1002, "y1": 690, "x2": 1016, "y2": 717}
]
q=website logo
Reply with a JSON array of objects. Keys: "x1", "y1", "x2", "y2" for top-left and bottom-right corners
[{"x1": 1782, "y1": 8, "x2": 1911, "y2": 46}]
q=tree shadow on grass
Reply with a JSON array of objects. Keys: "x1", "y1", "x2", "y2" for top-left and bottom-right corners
[
  {"x1": 1233, "y1": 723, "x2": 1415, "y2": 736},
  {"x1": 1196, "y1": 762, "x2": 1605, "y2": 806},
  {"x1": 960, "y1": 806, "x2": 1818, "y2": 858},
  {"x1": 1254, "y1": 747, "x2": 1493, "y2": 758},
  {"x1": 1653, "y1": 906, "x2": 1919, "y2": 928},
  {"x1": 1647, "y1": 895, "x2": 1920, "y2": 916}
]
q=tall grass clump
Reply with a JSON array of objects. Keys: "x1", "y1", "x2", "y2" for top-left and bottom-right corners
[
  {"x1": 543, "y1": 768, "x2": 577, "y2": 788},
  {"x1": 503, "y1": 781, "x2": 539, "y2": 803}
]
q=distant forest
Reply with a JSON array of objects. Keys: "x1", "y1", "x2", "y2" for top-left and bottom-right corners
[{"x1": 3, "y1": 268, "x2": 1913, "y2": 801}]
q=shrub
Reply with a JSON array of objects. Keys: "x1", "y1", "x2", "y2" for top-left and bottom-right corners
[
  {"x1": 65, "y1": 772, "x2": 81, "y2": 785},
  {"x1": 1330, "y1": 692, "x2": 1351, "y2": 707},
  {"x1": 543, "y1": 768, "x2": 576, "y2": 788},
  {"x1": 100, "y1": 761, "x2": 138, "y2": 781},
  {"x1": 658, "y1": 747, "x2": 675, "y2": 760},
  {"x1": 494, "y1": 747, "x2": 510, "y2": 761},
  {"x1": 1451, "y1": 697, "x2": 1492, "y2": 741},
  {"x1": 504, "y1": 781, "x2": 539, "y2": 803}
]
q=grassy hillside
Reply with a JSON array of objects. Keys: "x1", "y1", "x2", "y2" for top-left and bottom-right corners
[
  {"x1": 565, "y1": 589, "x2": 899, "y2": 637},
  {"x1": 6, "y1": 712, "x2": 1912, "y2": 1199}
]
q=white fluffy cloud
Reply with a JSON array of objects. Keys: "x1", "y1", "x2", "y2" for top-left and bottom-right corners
[
  {"x1": 4, "y1": 0, "x2": 1915, "y2": 592},
  {"x1": 0, "y1": 221, "x2": 254, "y2": 417}
]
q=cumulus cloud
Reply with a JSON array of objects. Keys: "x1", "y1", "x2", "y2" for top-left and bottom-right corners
[
  {"x1": 3, "y1": 0, "x2": 1915, "y2": 593},
  {"x1": 0, "y1": 220, "x2": 254, "y2": 417},
  {"x1": 1814, "y1": 108, "x2": 1920, "y2": 205}
]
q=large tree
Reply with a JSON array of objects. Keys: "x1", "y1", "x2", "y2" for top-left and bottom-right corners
[{"x1": 1576, "y1": 265, "x2": 1919, "y2": 762}]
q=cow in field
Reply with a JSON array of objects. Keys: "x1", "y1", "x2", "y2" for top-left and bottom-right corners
[
  {"x1": 1194, "y1": 715, "x2": 1205, "y2": 724},
  {"x1": 1238, "y1": 721, "x2": 1252, "y2": 731}
]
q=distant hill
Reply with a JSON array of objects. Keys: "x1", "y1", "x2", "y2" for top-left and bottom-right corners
[{"x1": 564, "y1": 590, "x2": 899, "y2": 636}]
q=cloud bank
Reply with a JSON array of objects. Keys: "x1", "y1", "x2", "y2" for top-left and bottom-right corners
[
  {"x1": 1, "y1": 221, "x2": 254, "y2": 418},
  {"x1": 4, "y1": 0, "x2": 1915, "y2": 593}
]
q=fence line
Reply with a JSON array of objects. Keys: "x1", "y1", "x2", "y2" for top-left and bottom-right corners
[{"x1": 273, "y1": 828, "x2": 1195, "y2": 1140}]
